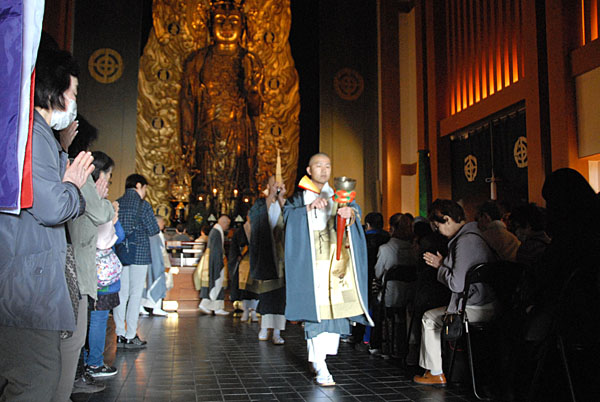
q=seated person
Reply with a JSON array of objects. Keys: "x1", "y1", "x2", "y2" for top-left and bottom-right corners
[
  {"x1": 509, "y1": 203, "x2": 550, "y2": 269},
  {"x1": 413, "y1": 199, "x2": 497, "y2": 386},
  {"x1": 476, "y1": 200, "x2": 520, "y2": 262},
  {"x1": 407, "y1": 217, "x2": 450, "y2": 365},
  {"x1": 370, "y1": 213, "x2": 417, "y2": 356},
  {"x1": 194, "y1": 224, "x2": 211, "y2": 246},
  {"x1": 173, "y1": 223, "x2": 192, "y2": 242},
  {"x1": 350, "y1": 212, "x2": 390, "y2": 348}
]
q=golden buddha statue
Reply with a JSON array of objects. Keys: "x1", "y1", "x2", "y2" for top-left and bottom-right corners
[{"x1": 180, "y1": 0, "x2": 263, "y2": 212}]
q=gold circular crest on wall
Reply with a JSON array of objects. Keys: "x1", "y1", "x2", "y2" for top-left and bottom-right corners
[
  {"x1": 334, "y1": 68, "x2": 364, "y2": 101},
  {"x1": 513, "y1": 136, "x2": 528, "y2": 168},
  {"x1": 155, "y1": 204, "x2": 171, "y2": 220},
  {"x1": 464, "y1": 154, "x2": 478, "y2": 182},
  {"x1": 88, "y1": 48, "x2": 123, "y2": 84}
]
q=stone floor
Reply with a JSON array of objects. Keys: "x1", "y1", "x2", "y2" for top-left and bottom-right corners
[{"x1": 71, "y1": 312, "x2": 483, "y2": 402}]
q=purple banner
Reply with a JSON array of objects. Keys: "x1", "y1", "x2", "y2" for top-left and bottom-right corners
[{"x1": 0, "y1": 1, "x2": 23, "y2": 209}]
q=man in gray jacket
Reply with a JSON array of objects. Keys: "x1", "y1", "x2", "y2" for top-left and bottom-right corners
[
  {"x1": 413, "y1": 199, "x2": 496, "y2": 387},
  {"x1": 0, "y1": 49, "x2": 93, "y2": 401}
]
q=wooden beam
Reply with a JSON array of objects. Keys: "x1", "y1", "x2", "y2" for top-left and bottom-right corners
[{"x1": 571, "y1": 38, "x2": 600, "y2": 76}]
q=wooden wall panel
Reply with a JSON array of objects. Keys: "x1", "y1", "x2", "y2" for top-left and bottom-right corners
[
  {"x1": 443, "y1": 0, "x2": 524, "y2": 117},
  {"x1": 42, "y1": 0, "x2": 74, "y2": 51}
]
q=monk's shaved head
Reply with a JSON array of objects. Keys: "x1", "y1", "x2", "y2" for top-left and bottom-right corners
[{"x1": 308, "y1": 152, "x2": 330, "y2": 167}]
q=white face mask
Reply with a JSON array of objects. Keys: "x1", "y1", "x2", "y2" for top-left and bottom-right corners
[{"x1": 50, "y1": 96, "x2": 77, "y2": 130}]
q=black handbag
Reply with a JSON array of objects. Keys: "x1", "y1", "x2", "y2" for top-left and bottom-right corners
[
  {"x1": 442, "y1": 312, "x2": 464, "y2": 342},
  {"x1": 115, "y1": 199, "x2": 142, "y2": 265}
]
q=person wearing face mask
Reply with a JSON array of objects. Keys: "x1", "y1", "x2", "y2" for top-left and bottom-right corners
[
  {"x1": 46, "y1": 78, "x2": 115, "y2": 401},
  {"x1": 0, "y1": 49, "x2": 93, "y2": 401}
]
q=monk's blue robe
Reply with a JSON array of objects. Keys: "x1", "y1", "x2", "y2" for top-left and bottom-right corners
[{"x1": 284, "y1": 187, "x2": 373, "y2": 338}]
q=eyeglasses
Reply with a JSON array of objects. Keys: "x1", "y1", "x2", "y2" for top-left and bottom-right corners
[
  {"x1": 430, "y1": 215, "x2": 446, "y2": 232},
  {"x1": 430, "y1": 215, "x2": 446, "y2": 224}
]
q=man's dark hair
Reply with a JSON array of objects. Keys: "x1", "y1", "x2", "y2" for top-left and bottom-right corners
[
  {"x1": 477, "y1": 200, "x2": 502, "y2": 221},
  {"x1": 413, "y1": 219, "x2": 433, "y2": 238},
  {"x1": 389, "y1": 212, "x2": 403, "y2": 228},
  {"x1": 125, "y1": 174, "x2": 148, "y2": 190},
  {"x1": 510, "y1": 203, "x2": 546, "y2": 232},
  {"x1": 365, "y1": 212, "x2": 384, "y2": 230},
  {"x1": 428, "y1": 199, "x2": 466, "y2": 223},
  {"x1": 90, "y1": 151, "x2": 114, "y2": 182},
  {"x1": 34, "y1": 49, "x2": 79, "y2": 111},
  {"x1": 392, "y1": 214, "x2": 414, "y2": 241},
  {"x1": 176, "y1": 223, "x2": 186, "y2": 233}
]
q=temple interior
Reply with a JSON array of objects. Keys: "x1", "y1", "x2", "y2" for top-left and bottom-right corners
[{"x1": 13, "y1": 0, "x2": 600, "y2": 401}]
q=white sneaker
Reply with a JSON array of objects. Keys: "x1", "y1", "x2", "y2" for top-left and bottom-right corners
[
  {"x1": 272, "y1": 331, "x2": 285, "y2": 345},
  {"x1": 315, "y1": 373, "x2": 336, "y2": 387},
  {"x1": 241, "y1": 310, "x2": 250, "y2": 322},
  {"x1": 313, "y1": 361, "x2": 335, "y2": 386},
  {"x1": 250, "y1": 310, "x2": 258, "y2": 322},
  {"x1": 139, "y1": 306, "x2": 149, "y2": 316},
  {"x1": 152, "y1": 308, "x2": 168, "y2": 316},
  {"x1": 258, "y1": 328, "x2": 269, "y2": 341},
  {"x1": 214, "y1": 309, "x2": 229, "y2": 316},
  {"x1": 198, "y1": 304, "x2": 212, "y2": 315}
]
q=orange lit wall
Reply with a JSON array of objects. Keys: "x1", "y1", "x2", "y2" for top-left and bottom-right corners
[
  {"x1": 581, "y1": 0, "x2": 600, "y2": 45},
  {"x1": 446, "y1": 0, "x2": 524, "y2": 116},
  {"x1": 42, "y1": 0, "x2": 74, "y2": 51}
]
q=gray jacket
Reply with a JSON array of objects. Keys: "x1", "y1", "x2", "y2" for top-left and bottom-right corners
[
  {"x1": 437, "y1": 222, "x2": 497, "y2": 313},
  {"x1": 374, "y1": 238, "x2": 417, "y2": 307},
  {"x1": 0, "y1": 111, "x2": 84, "y2": 331},
  {"x1": 68, "y1": 176, "x2": 114, "y2": 298}
]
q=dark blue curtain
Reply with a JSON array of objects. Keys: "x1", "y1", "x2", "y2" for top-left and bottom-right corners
[{"x1": 451, "y1": 107, "x2": 527, "y2": 207}]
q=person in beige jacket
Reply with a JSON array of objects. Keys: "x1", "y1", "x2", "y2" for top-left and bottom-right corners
[{"x1": 52, "y1": 141, "x2": 115, "y2": 400}]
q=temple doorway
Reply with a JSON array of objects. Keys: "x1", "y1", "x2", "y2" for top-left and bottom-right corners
[{"x1": 449, "y1": 104, "x2": 528, "y2": 213}]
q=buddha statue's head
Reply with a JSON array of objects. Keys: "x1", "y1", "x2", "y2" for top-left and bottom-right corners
[{"x1": 210, "y1": 0, "x2": 245, "y2": 46}]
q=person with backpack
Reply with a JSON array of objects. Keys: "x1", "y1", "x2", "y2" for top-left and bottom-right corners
[
  {"x1": 114, "y1": 174, "x2": 160, "y2": 348},
  {"x1": 85, "y1": 151, "x2": 123, "y2": 378}
]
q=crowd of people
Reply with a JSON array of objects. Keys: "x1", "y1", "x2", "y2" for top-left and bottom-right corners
[
  {"x1": 335, "y1": 172, "x2": 600, "y2": 400},
  {"x1": 2, "y1": 44, "x2": 599, "y2": 402},
  {"x1": 0, "y1": 46, "x2": 173, "y2": 400}
]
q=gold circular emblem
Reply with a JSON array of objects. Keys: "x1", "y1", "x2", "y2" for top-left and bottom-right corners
[
  {"x1": 268, "y1": 77, "x2": 280, "y2": 90},
  {"x1": 157, "y1": 69, "x2": 171, "y2": 81},
  {"x1": 88, "y1": 48, "x2": 123, "y2": 84},
  {"x1": 263, "y1": 31, "x2": 275, "y2": 44},
  {"x1": 464, "y1": 154, "x2": 478, "y2": 182},
  {"x1": 513, "y1": 136, "x2": 528, "y2": 168},
  {"x1": 167, "y1": 22, "x2": 180, "y2": 35},
  {"x1": 151, "y1": 117, "x2": 165, "y2": 130},
  {"x1": 153, "y1": 163, "x2": 166, "y2": 176},
  {"x1": 270, "y1": 125, "x2": 282, "y2": 136},
  {"x1": 334, "y1": 68, "x2": 364, "y2": 101},
  {"x1": 155, "y1": 204, "x2": 171, "y2": 220}
]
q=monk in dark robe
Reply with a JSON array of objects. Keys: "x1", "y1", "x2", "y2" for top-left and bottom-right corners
[{"x1": 194, "y1": 215, "x2": 231, "y2": 315}]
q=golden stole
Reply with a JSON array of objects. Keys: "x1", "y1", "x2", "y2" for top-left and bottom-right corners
[{"x1": 313, "y1": 220, "x2": 364, "y2": 320}]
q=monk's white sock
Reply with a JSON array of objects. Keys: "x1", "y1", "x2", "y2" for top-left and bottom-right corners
[
  {"x1": 258, "y1": 328, "x2": 269, "y2": 340},
  {"x1": 312, "y1": 360, "x2": 330, "y2": 378}
]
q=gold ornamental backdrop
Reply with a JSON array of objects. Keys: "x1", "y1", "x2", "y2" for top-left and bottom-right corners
[{"x1": 136, "y1": 0, "x2": 300, "y2": 218}]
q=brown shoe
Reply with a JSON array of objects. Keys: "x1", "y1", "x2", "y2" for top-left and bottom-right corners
[{"x1": 413, "y1": 370, "x2": 447, "y2": 387}]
